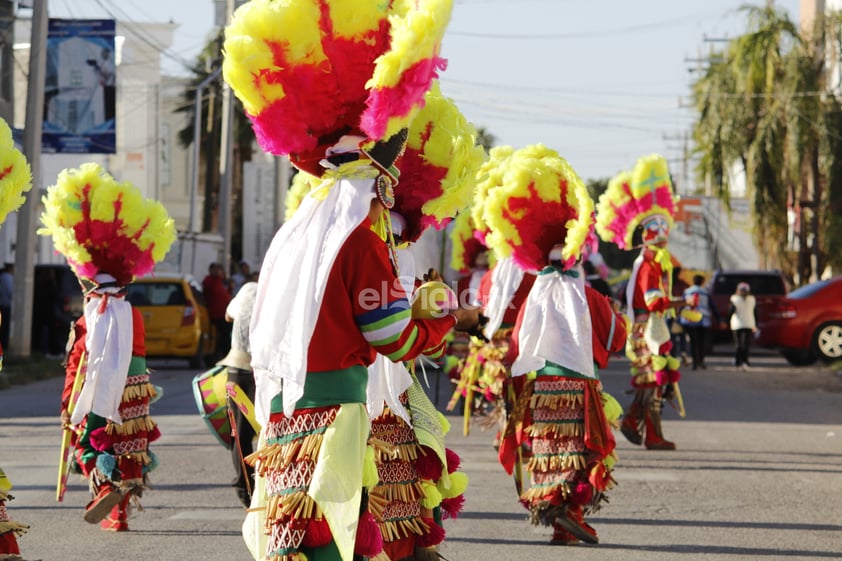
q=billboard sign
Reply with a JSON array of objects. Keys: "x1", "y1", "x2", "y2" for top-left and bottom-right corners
[{"x1": 43, "y1": 19, "x2": 116, "y2": 154}]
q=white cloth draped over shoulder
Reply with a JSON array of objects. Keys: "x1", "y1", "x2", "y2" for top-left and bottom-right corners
[
  {"x1": 71, "y1": 274, "x2": 133, "y2": 425},
  {"x1": 482, "y1": 256, "x2": 525, "y2": 339},
  {"x1": 249, "y1": 166, "x2": 378, "y2": 425},
  {"x1": 511, "y1": 266, "x2": 595, "y2": 379}
]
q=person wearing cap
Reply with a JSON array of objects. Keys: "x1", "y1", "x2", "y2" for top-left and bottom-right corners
[{"x1": 729, "y1": 282, "x2": 757, "y2": 370}]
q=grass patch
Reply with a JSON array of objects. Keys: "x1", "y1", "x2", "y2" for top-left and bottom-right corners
[{"x1": 0, "y1": 354, "x2": 66, "y2": 390}]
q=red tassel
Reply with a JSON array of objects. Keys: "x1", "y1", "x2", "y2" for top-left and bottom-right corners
[
  {"x1": 353, "y1": 511, "x2": 383, "y2": 557},
  {"x1": 440, "y1": 495, "x2": 465, "y2": 519},
  {"x1": 445, "y1": 448, "x2": 461, "y2": 474},
  {"x1": 416, "y1": 517, "x2": 445, "y2": 547},
  {"x1": 415, "y1": 448, "x2": 443, "y2": 481},
  {"x1": 301, "y1": 516, "x2": 333, "y2": 548},
  {"x1": 569, "y1": 480, "x2": 593, "y2": 506},
  {"x1": 89, "y1": 427, "x2": 112, "y2": 452}
]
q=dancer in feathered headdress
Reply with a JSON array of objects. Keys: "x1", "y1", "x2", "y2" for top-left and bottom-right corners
[
  {"x1": 0, "y1": 117, "x2": 32, "y2": 560},
  {"x1": 223, "y1": 3, "x2": 480, "y2": 561},
  {"x1": 445, "y1": 145, "x2": 537, "y2": 446},
  {"x1": 483, "y1": 144, "x2": 626, "y2": 546},
  {"x1": 40, "y1": 163, "x2": 175, "y2": 531},
  {"x1": 595, "y1": 154, "x2": 683, "y2": 451},
  {"x1": 366, "y1": 81, "x2": 481, "y2": 561}
]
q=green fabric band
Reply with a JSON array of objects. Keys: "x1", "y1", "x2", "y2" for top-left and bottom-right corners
[
  {"x1": 537, "y1": 361, "x2": 591, "y2": 380},
  {"x1": 271, "y1": 365, "x2": 368, "y2": 412}
]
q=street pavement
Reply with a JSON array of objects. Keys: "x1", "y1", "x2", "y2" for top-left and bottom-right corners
[{"x1": 0, "y1": 347, "x2": 840, "y2": 561}]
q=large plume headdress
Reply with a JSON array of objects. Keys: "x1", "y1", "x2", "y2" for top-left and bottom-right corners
[
  {"x1": 483, "y1": 144, "x2": 594, "y2": 273},
  {"x1": 38, "y1": 163, "x2": 176, "y2": 285},
  {"x1": 470, "y1": 145, "x2": 514, "y2": 245},
  {"x1": 223, "y1": 0, "x2": 453, "y2": 175},
  {"x1": 0, "y1": 118, "x2": 33, "y2": 226},
  {"x1": 595, "y1": 154, "x2": 677, "y2": 250},
  {"x1": 392, "y1": 81, "x2": 485, "y2": 243}
]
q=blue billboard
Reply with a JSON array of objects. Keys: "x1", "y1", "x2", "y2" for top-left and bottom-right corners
[{"x1": 43, "y1": 19, "x2": 116, "y2": 154}]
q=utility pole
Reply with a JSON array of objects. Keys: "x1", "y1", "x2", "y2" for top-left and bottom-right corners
[
  {"x1": 217, "y1": 0, "x2": 234, "y2": 277},
  {"x1": 11, "y1": 0, "x2": 47, "y2": 358}
]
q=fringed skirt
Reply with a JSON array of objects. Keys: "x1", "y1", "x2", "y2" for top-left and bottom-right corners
[
  {"x1": 369, "y1": 401, "x2": 429, "y2": 561},
  {"x1": 75, "y1": 358, "x2": 159, "y2": 491},
  {"x1": 246, "y1": 405, "x2": 339, "y2": 561},
  {"x1": 521, "y1": 375, "x2": 602, "y2": 525}
]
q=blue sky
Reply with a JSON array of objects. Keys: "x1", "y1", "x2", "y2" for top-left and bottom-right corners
[{"x1": 47, "y1": 0, "x2": 802, "y2": 185}]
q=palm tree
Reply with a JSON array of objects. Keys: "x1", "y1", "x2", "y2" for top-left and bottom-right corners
[
  {"x1": 176, "y1": 30, "x2": 254, "y2": 261},
  {"x1": 691, "y1": 5, "x2": 842, "y2": 283}
]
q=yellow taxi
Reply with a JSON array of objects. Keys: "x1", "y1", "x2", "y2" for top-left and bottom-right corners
[{"x1": 127, "y1": 275, "x2": 215, "y2": 367}]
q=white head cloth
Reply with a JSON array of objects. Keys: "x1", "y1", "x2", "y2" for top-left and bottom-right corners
[
  {"x1": 71, "y1": 273, "x2": 133, "y2": 425},
  {"x1": 249, "y1": 165, "x2": 377, "y2": 424},
  {"x1": 482, "y1": 256, "x2": 525, "y2": 339},
  {"x1": 511, "y1": 264, "x2": 595, "y2": 379}
]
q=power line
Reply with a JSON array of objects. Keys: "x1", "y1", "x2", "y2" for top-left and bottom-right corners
[{"x1": 446, "y1": 11, "x2": 723, "y2": 40}]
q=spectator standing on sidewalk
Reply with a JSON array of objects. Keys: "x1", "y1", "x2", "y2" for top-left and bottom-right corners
[
  {"x1": 729, "y1": 282, "x2": 757, "y2": 370},
  {"x1": 203, "y1": 263, "x2": 231, "y2": 362},
  {"x1": 669, "y1": 266, "x2": 690, "y2": 366},
  {"x1": 680, "y1": 274, "x2": 719, "y2": 370}
]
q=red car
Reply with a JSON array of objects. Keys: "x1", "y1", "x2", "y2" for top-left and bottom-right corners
[{"x1": 756, "y1": 276, "x2": 842, "y2": 365}]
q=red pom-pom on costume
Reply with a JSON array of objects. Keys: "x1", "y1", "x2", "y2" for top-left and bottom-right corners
[
  {"x1": 353, "y1": 511, "x2": 383, "y2": 557},
  {"x1": 569, "y1": 480, "x2": 593, "y2": 506},
  {"x1": 148, "y1": 426, "x2": 162, "y2": 443},
  {"x1": 89, "y1": 427, "x2": 112, "y2": 452},
  {"x1": 417, "y1": 517, "x2": 446, "y2": 547},
  {"x1": 440, "y1": 495, "x2": 465, "y2": 519},
  {"x1": 301, "y1": 516, "x2": 333, "y2": 548},
  {"x1": 415, "y1": 448, "x2": 443, "y2": 481},
  {"x1": 445, "y1": 448, "x2": 461, "y2": 474}
]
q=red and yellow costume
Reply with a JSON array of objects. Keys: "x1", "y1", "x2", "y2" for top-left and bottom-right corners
[
  {"x1": 62, "y1": 309, "x2": 159, "y2": 531},
  {"x1": 39, "y1": 163, "x2": 176, "y2": 530},
  {"x1": 0, "y1": 117, "x2": 34, "y2": 556},
  {"x1": 481, "y1": 144, "x2": 623, "y2": 545},
  {"x1": 595, "y1": 154, "x2": 681, "y2": 450}
]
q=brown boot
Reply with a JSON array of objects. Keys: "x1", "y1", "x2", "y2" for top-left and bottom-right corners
[
  {"x1": 620, "y1": 401, "x2": 643, "y2": 445},
  {"x1": 554, "y1": 505, "x2": 599, "y2": 544},
  {"x1": 643, "y1": 406, "x2": 675, "y2": 450}
]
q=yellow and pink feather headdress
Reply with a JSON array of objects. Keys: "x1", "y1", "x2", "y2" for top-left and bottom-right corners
[
  {"x1": 223, "y1": 0, "x2": 452, "y2": 176},
  {"x1": 595, "y1": 154, "x2": 677, "y2": 250},
  {"x1": 483, "y1": 144, "x2": 594, "y2": 273},
  {"x1": 0, "y1": 118, "x2": 32, "y2": 226},
  {"x1": 393, "y1": 81, "x2": 485, "y2": 243},
  {"x1": 38, "y1": 163, "x2": 176, "y2": 285}
]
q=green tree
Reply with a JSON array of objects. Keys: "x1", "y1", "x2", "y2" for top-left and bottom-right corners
[
  {"x1": 691, "y1": 5, "x2": 842, "y2": 284},
  {"x1": 176, "y1": 30, "x2": 254, "y2": 264}
]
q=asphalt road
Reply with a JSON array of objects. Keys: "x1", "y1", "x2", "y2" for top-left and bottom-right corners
[{"x1": 0, "y1": 346, "x2": 840, "y2": 561}]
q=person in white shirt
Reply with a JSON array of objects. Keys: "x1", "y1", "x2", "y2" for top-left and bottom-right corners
[{"x1": 729, "y1": 282, "x2": 757, "y2": 370}]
